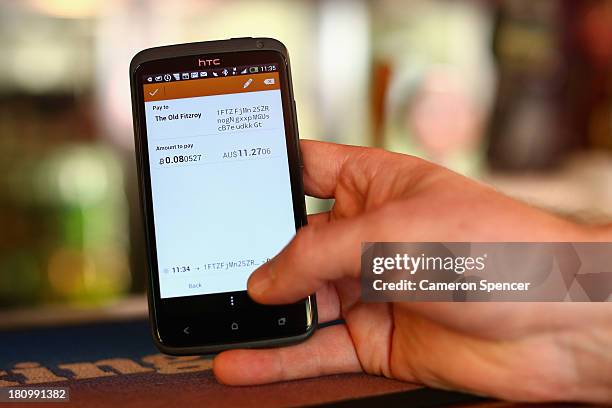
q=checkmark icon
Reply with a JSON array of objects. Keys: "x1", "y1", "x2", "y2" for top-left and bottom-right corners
[{"x1": 149, "y1": 88, "x2": 159, "y2": 96}]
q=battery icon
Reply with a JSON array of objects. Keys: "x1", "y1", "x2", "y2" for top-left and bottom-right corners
[{"x1": 249, "y1": 67, "x2": 259, "y2": 73}]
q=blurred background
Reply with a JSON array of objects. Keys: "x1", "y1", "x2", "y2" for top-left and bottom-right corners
[{"x1": 0, "y1": 0, "x2": 611, "y2": 324}]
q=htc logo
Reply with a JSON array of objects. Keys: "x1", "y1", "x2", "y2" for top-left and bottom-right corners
[{"x1": 198, "y1": 58, "x2": 221, "y2": 67}]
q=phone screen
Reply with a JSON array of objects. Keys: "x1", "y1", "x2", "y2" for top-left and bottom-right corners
[{"x1": 142, "y1": 64, "x2": 296, "y2": 299}]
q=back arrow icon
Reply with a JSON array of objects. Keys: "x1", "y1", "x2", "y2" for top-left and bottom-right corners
[{"x1": 183, "y1": 327, "x2": 190, "y2": 335}]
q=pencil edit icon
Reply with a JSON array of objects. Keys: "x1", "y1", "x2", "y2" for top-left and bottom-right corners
[{"x1": 243, "y1": 78, "x2": 253, "y2": 88}]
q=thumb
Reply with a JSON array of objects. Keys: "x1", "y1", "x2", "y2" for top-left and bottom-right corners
[{"x1": 247, "y1": 216, "x2": 368, "y2": 304}]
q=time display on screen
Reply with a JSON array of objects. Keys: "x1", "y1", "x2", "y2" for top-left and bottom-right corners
[{"x1": 255, "y1": 65, "x2": 277, "y2": 72}]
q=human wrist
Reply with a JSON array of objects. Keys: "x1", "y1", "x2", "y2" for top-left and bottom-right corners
[{"x1": 562, "y1": 324, "x2": 612, "y2": 403}]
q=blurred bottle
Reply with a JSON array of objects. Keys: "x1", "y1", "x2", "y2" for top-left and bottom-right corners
[
  {"x1": 486, "y1": 0, "x2": 570, "y2": 170},
  {"x1": 563, "y1": 0, "x2": 612, "y2": 152}
]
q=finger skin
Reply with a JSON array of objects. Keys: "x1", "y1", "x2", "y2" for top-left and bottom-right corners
[
  {"x1": 314, "y1": 282, "x2": 341, "y2": 323},
  {"x1": 247, "y1": 214, "x2": 368, "y2": 304},
  {"x1": 213, "y1": 324, "x2": 362, "y2": 385},
  {"x1": 299, "y1": 139, "x2": 428, "y2": 200},
  {"x1": 300, "y1": 139, "x2": 354, "y2": 199},
  {"x1": 307, "y1": 211, "x2": 330, "y2": 226}
]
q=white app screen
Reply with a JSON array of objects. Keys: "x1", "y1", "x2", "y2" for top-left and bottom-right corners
[{"x1": 143, "y1": 71, "x2": 296, "y2": 299}]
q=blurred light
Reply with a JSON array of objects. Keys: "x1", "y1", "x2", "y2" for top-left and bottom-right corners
[
  {"x1": 47, "y1": 246, "x2": 130, "y2": 301},
  {"x1": 26, "y1": 0, "x2": 111, "y2": 19},
  {"x1": 57, "y1": 149, "x2": 109, "y2": 206},
  {"x1": 317, "y1": 0, "x2": 370, "y2": 145},
  {"x1": 89, "y1": 246, "x2": 131, "y2": 294},
  {"x1": 12, "y1": 45, "x2": 72, "y2": 92},
  {"x1": 47, "y1": 248, "x2": 92, "y2": 297}
]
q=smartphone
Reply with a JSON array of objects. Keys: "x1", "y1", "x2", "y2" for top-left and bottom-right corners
[{"x1": 130, "y1": 37, "x2": 316, "y2": 355}]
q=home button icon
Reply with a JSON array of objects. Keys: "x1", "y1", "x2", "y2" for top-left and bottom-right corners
[{"x1": 231, "y1": 322, "x2": 239, "y2": 331}]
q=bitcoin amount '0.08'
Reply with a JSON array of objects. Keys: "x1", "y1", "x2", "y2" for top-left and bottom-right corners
[{"x1": 159, "y1": 154, "x2": 203, "y2": 165}]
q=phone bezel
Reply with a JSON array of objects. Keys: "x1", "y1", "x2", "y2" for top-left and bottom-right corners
[{"x1": 130, "y1": 38, "x2": 316, "y2": 355}]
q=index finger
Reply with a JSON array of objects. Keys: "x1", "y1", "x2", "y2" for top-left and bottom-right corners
[{"x1": 300, "y1": 139, "x2": 359, "y2": 199}]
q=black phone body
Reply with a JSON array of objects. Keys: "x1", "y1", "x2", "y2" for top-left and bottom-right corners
[{"x1": 130, "y1": 38, "x2": 316, "y2": 355}]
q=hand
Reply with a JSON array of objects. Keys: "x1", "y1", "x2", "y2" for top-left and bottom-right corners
[{"x1": 213, "y1": 140, "x2": 612, "y2": 403}]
